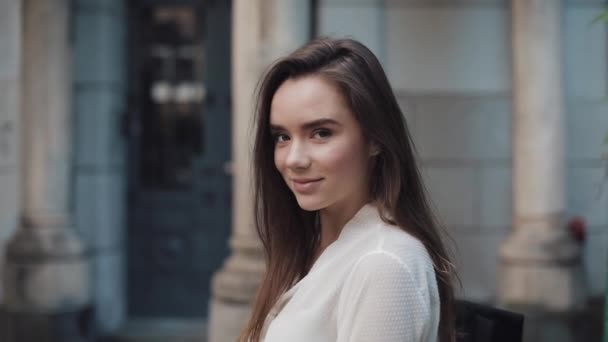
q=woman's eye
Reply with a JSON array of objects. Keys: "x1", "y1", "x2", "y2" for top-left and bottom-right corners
[
  {"x1": 273, "y1": 133, "x2": 289, "y2": 143},
  {"x1": 312, "y1": 129, "x2": 332, "y2": 139}
]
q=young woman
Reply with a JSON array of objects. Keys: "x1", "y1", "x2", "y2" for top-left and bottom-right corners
[{"x1": 240, "y1": 37, "x2": 457, "y2": 342}]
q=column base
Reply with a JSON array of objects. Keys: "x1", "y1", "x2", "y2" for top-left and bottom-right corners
[
  {"x1": 208, "y1": 297, "x2": 253, "y2": 342},
  {"x1": 498, "y1": 261, "x2": 587, "y2": 312},
  {"x1": 497, "y1": 215, "x2": 587, "y2": 342},
  {"x1": 497, "y1": 262, "x2": 587, "y2": 342},
  {"x1": 498, "y1": 214, "x2": 587, "y2": 312},
  {"x1": 1, "y1": 305, "x2": 94, "y2": 342},
  {"x1": 207, "y1": 237, "x2": 264, "y2": 342},
  {"x1": 4, "y1": 220, "x2": 90, "y2": 313}
]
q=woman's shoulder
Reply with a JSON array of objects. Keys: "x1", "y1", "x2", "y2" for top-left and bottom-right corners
[
  {"x1": 363, "y1": 206, "x2": 431, "y2": 259},
  {"x1": 361, "y1": 221, "x2": 437, "y2": 283},
  {"x1": 377, "y1": 221, "x2": 431, "y2": 255},
  {"x1": 343, "y1": 223, "x2": 439, "y2": 301},
  {"x1": 346, "y1": 205, "x2": 436, "y2": 284}
]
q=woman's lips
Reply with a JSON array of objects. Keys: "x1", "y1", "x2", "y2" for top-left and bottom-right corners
[{"x1": 291, "y1": 178, "x2": 323, "y2": 193}]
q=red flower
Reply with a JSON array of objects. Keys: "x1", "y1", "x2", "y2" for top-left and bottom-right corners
[{"x1": 568, "y1": 216, "x2": 586, "y2": 243}]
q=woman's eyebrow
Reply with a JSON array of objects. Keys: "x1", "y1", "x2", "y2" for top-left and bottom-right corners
[{"x1": 270, "y1": 118, "x2": 341, "y2": 132}]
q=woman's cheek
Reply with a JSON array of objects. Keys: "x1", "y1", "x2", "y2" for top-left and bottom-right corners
[{"x1": 319, "y1": 140, "x2": 361, "y2": 176}]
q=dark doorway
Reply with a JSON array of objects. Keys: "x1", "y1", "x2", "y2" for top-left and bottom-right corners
[{"x1": 125, "y1": 0, "x2": 231, "y2": 318}]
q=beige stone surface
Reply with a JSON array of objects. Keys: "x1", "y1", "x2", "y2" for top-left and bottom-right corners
[
  {"x1": 208, "y1": 1, "x2": 269, "y2": 340},
  {"x1": 0, "y1": 0, "x2": 22, "y2": 304},
  {"x1": 386, "y1": 7, "x2": 510, "y2": 93},
  {"x1": 21, "y1": 0, "x2": 73, "y2": 220},
  {"x1": 563, "y1": 8, "x2": 608, "y2": 100},
  {"x1": 4, "y1": 256, "x2": 90, "y2": 312},
  {"x1": 208, "y1": 298, "x2": 253, "y2": 342},
  {"x1": 318, "y1": 1, "x2": 385, "y2": 62},
  {"x1": 499, "y1": 1, "x2": 586, "y2": 329},
  {"x1": 4, "y1": 0, "x2": 90, "y2": 319},
  {"x1": 498, "y1": 260, "x2": 587, "y2": 312}
]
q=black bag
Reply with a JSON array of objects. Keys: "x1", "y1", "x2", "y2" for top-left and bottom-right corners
[{"x1": 455, "y1": 300, "x2": 524, "y2": 342}]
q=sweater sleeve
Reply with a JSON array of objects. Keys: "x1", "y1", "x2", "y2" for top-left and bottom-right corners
[{"x1": 336, "y1": 251, "x2": 433, "y2": 342}]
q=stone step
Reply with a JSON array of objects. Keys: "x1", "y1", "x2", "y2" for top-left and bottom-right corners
[{"x1": 100, "y1": 318, "x2": 207, "y2": 342}]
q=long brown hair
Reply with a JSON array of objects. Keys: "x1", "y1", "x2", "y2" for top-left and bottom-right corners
[{"x1": 241, "y1": 37, "x2": 457, "y2": 342}]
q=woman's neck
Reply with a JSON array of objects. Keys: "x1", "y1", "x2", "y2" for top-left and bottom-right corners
[{"x1": 316, "y1": 197, "x2": 370, "y2": 255}]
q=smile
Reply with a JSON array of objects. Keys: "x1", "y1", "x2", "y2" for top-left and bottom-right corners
[{"x1": 291, "y1": 178, "x2": 323, "y2": 193}]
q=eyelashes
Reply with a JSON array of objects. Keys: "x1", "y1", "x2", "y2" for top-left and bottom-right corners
[
  {"x1": 271, "y1": 128, "x2": 333, "y2": 143},
  {"x1": 312, "y1": 129, "x2": 332, "y2": 139},
  {"x1": 273, "y1": 133, "x2": 289, "y2": 143}
]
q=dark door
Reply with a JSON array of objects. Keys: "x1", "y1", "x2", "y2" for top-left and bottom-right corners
[{"x1": 125, "y1": 0, "x2": 231, "y2": 318}]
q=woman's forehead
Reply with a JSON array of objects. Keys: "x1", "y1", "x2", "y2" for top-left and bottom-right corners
[{"x1": 270, "y1": 76, "x2": 351, "y2": 127}]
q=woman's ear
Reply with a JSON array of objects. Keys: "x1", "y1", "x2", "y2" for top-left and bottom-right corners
[{"x1": 369, "y1": 142, "x2": 381, "y2": 157}]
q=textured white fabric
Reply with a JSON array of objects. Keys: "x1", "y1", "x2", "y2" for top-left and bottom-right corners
[{"x1": 261, "y1": 203, "x2": 440, "y2": 342}]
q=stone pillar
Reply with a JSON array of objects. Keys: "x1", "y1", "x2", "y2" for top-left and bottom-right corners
[
  {"x1": 207, "y1": 1, "x2": 310, "y2": 341},
  {"x1": 498, "y1": 1, "x2": 586, "y2": 341},
  {"x1": 0, "y1": 0, "x2": 23, "y2": 301},
  {"x1": 3, "y1": 0, "x2": 91, "y2": 341}
]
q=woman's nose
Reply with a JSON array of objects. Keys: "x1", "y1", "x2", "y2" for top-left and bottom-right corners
[{"x1": 285, "y1": 141, "x2": 311, "y2": 170}]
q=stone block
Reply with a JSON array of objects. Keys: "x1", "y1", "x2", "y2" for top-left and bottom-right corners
[
  {"x1": 0, "y1": 170, "x2": 18, "y2": 299},
  {"x1": 396, "y1": 96, "x2": 416, "y2": 120},
  {"x1": 320, "y1": 0, "x2": 384, "y2": 6},
  {"x1": 324, "y1": 0, "x2": 508, "y2": 5},
  {"x1": 479, "y1": 166, "x2": 512, "y2": 229},
  {"x1": 474, "y1": 99, "x2": 512, "y2": 159},
  {"x1": 452, "y1": 232, "x2": 507, "y2": 303},
  {"x1": 2, "y1": 307, "x2": 94, "y2": 342},
  {"x1": 112, "y1": 318, "x2": 206, "y2": 341},
  {"x1": 498, "y1": 260, "x2": 587, "y2": 313},
  {"x1": 4, "y1": 256, "x2": 90, "y2": 312},
  {"x1": 74, "y1": 172, "x2": 126, "y2": 250},
  {"x1": 0, "y1": 82, "x2": 20, "y2": 168},
  {"x1": 386, "y1": 7, "x2": 510, "y2": 92},
  {"x1": 413, "y1": 96, "x2": 511, "y2": 160},
  {"x1": 72, "y1": 10, "x2": 126, "y2": 84},
  {"x1": 564, "y1": 0, "x2": 608, "y2": 6},
  {"x1": 414, "y1": 97, "x2": 477, "y2": 159},
  {"x1": 566, "y1": 165, "x2": 608, "y2": 228},
  {"x1": 318, "y1": 1, "x2": 386, "y2": 62},
  {"x1": 0, "y1": 171, "x2": 19, "y2": 242},
  {"x1": 92, "y1": 250, "x2": 125, "y2": 335},
  {"x1": 75, "y1": 0, "x2": 125, "y2": 13},
  {"x1": 421, "y1": 166, "x2": 477, "y2": 226},
  {"x1": 565, "y1": 100, "x2": 608, "y2": 160},
  {"x1": 208, "y1": 298, "x2": 252, "y2": 342},
  {"x1": 582, "y1": 232, "x2": 607, "y2": 296},
  {"x1": 0, "y1": 0, "x2": 20, "y2": 81},
  {"x1": 73, "y1": 88, "x2": 126, "y2": 167},
  {"x1": 386, "y1": 0, "x2": 507, "y2": 6},
  {"x1": 563, "y1": 8, "x2": 608, "y2": 99}
]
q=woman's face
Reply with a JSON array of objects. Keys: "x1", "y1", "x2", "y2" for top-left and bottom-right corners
[{"x1": 270, "y1": 75, "x2": 374, "y2": 212}]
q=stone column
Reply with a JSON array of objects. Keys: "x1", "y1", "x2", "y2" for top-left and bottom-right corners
[
  {"x1": 207, "y1": 1, "x2": 310, "y2": 341},
  {"x1": 0, "y1": 0, "x2": 23, "y2": 301},
  {"x1": 498, "y1": 1, "x2": 586, "y2": 341},
  {"x1": 3, "y1": 0, "x2": 91, "y2": 341}
]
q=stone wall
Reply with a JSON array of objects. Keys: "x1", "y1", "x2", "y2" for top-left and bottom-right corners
[
  {"x1": 318, "y1": 0, "x2": 608, "y2": 302},
  {"x1": 71, "y1": 0, "x2": 128, "y2": 335},
  {"x1": 563, "y1": 5, "x2": 608, "y2": 298},
  {"x1": 0, "y1": 0, "x2": 21, "y2": 303}
]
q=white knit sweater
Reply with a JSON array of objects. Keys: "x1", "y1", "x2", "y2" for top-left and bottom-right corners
[{"x1": 261, "y1": 203, "x2": 440, "y2": 342}]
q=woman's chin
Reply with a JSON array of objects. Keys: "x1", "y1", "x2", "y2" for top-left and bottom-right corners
[{"x1": 295, "y1": 197, "x2": 326, "y2": 212}]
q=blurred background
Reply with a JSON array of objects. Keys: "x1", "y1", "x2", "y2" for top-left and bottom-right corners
[{"x1": 0, "y1": 0, "x2": 606, "y2": 341}]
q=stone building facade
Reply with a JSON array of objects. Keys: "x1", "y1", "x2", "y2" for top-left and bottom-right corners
[{"x1": 0, "y1": 0, "x2": 606, "y2": 341}]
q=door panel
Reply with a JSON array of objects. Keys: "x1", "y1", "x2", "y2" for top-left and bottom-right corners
[{"x1": 126, "y1": 0, "x2": 231, "y2": 318}]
